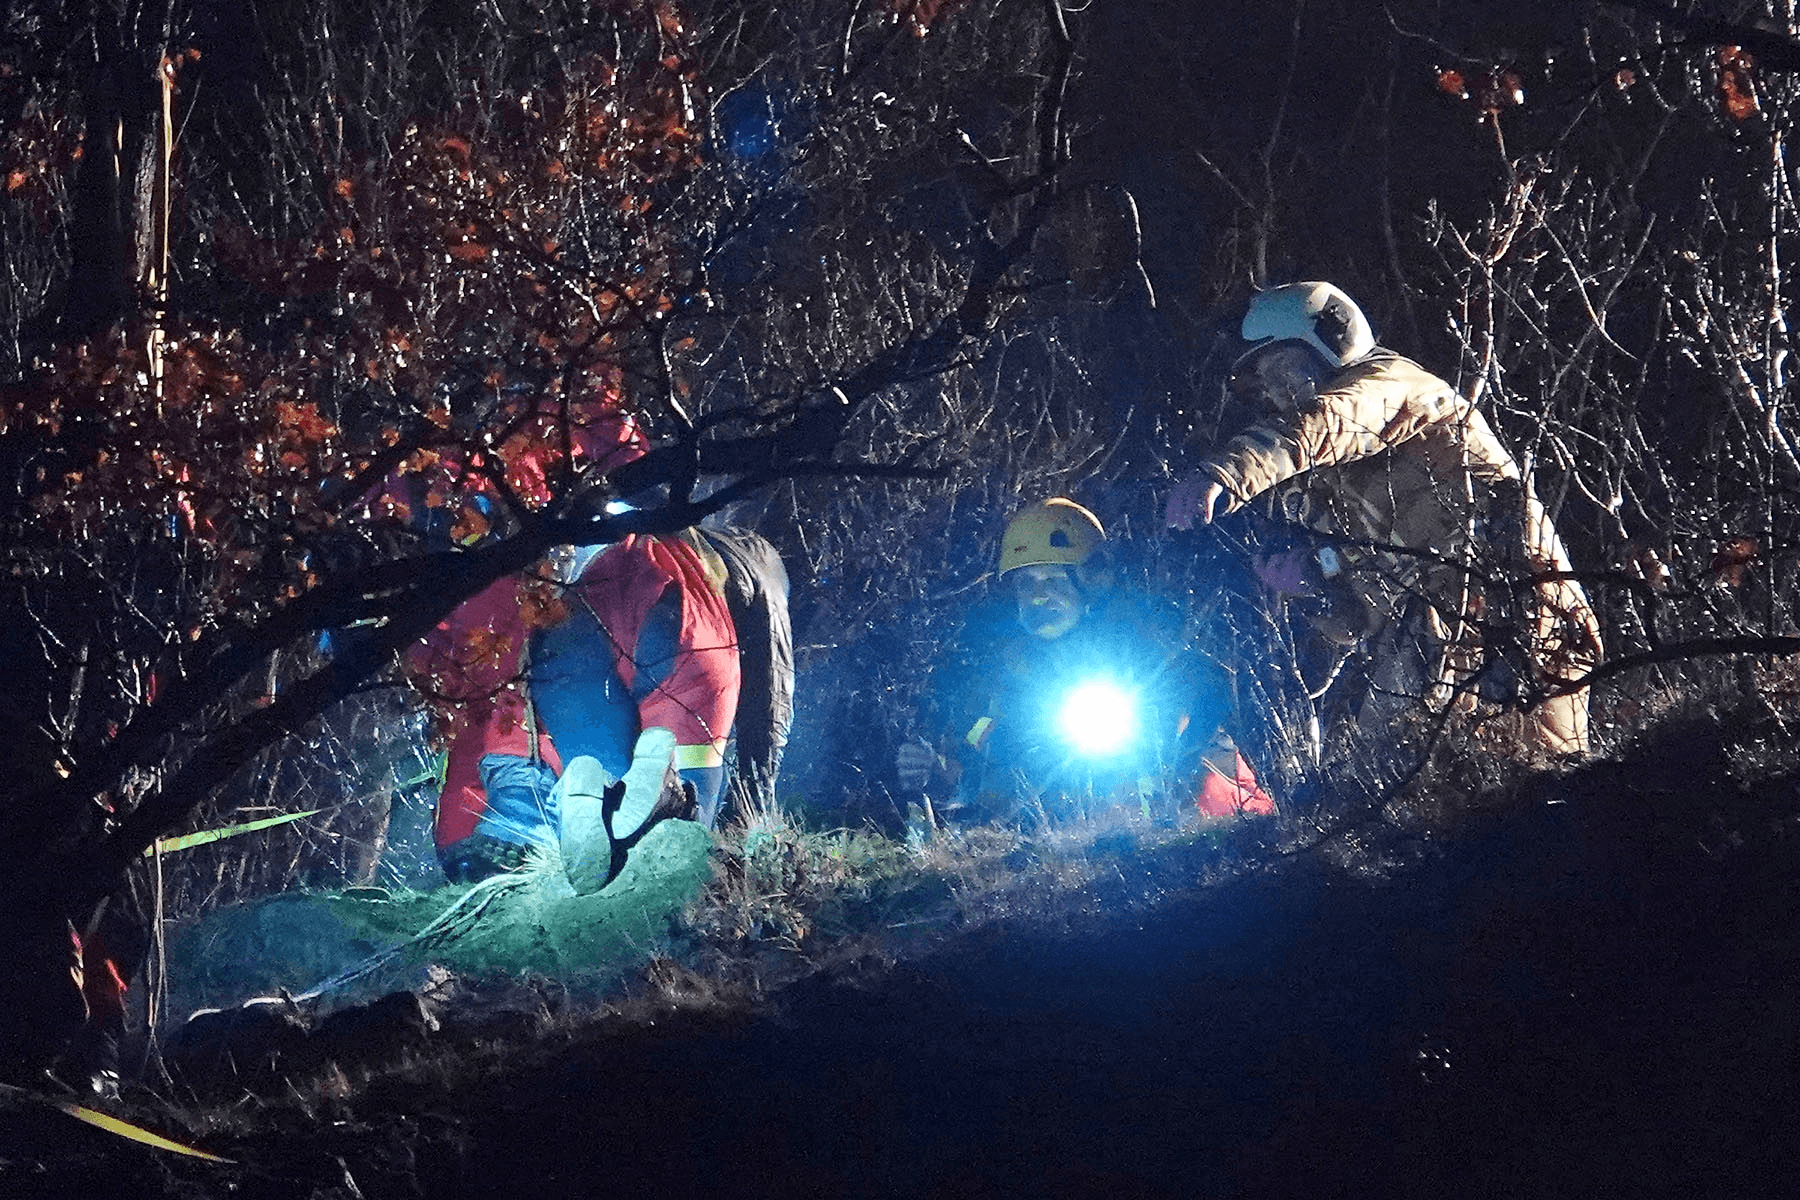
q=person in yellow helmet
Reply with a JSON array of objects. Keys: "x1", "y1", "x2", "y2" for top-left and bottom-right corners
[{"x1": 897, "y1": 498, "x2": 1272, "y2": 829}]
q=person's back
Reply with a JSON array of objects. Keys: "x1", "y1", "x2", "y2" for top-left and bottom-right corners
[{"x1": 1166, "y1": 281, "x2": 1602, "y2": 757}]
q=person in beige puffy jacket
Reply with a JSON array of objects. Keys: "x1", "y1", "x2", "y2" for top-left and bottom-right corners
[{"x1": 1166, "y1": 282, "x2": 1602, "y2": 756}]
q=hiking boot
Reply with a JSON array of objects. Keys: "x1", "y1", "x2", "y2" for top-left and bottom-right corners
[
  {"x1": 558, "y1": 755, "x2": 618, "y2": 895},
  {"x1": 78, "y1": 1031, "x2": 121, "y2": 1102},
  {"x1": 439, "y1": 834, "x2": 535, "y2": 883},
  {"x1": 611, "y1": 726, "x2": 677, "y2": 842}
]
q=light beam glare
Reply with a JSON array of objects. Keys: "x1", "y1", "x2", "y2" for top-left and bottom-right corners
[{"x1": 1058, "y1": 678, "x2": 1138, "y2": 757}]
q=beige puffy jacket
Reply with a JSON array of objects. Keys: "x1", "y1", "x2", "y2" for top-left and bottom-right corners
[{"x1": 1199, "y1": 351, "x2": 1601, "y2": 755}]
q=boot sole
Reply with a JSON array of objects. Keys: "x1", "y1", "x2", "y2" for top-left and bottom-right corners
[
  {"x1": 612, "y1": 726, "x2": 678, "y2": 841},
  {"x1": 557, "y1": 756, "x2": 617, "y2": 895}
]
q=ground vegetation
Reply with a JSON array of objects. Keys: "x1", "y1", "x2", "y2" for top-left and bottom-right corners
[
  {"x1": 4, "y1": 1, "x2": 1800, "y2": 1193},
  {"x1": 0, "y1": 0, "x2": 1085, "y2": 1065}
]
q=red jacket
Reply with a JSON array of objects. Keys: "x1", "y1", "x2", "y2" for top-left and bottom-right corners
[{"x1": 405, "y1": 532, "x2": 741, "y2": 848}]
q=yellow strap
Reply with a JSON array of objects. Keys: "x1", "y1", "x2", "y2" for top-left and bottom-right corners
[
  {"x1": 965, "y1": 716, "x2": 994, "y2": 749},
  {"x1": 674, "y1": 528, "x2": 731, "y2": 594},
  {"x1": 675, "y1": 741, "x2": 726, "y2": 770},
  {"x1": 58, "y1": 1101, "x2": 234, "y2": 1163},
  {"x1": 143, "y1": 808, "x2": 323, "y2": 857}
]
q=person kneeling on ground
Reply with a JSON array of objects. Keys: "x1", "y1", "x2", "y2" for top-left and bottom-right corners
[
  {"x1": 1165, "y1": 281, "x2": 1602, "y2": 758},
  {"x1": 406, "y1": 523, "x2": 792, "y2": 894},
  {"x1": 896, "y1": 497, "x2": 1272, "y2": 833}
]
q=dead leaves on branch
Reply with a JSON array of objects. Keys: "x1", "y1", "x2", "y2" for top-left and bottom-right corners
[
  {"x1": 1708, "y1": 536, "x2": 1760, "y2": 590},
  {"x1": 217, "y1": 52, "x2": 702, "y2": 376},
  {"x1": 517, "y1": 575, "x2": 570, "y2": 631},
  {"x1": 13, "y1": 323, "x2": 349, "y2": 599},
  {"x1": 1436, "y1": 66, "x2": 1526, "y2": 117},
  {"x1": 0, "y1": 97, "x2": 82, "y2": 226},
  {"x1": 884, "y1": 0, "x2": 975, "y2": 39},
  {"x1": 1435, "y1": 44, "x2": 1763, "y2": 127},
  {"x1": 1717, "y1": 45, "x2": 1760, "y2": 121},
  {"x1": 13, "y1": 5, "x2": 708, "y2": 614}
]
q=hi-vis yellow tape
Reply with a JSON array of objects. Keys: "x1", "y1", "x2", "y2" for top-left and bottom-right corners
[
  {"x1": 143, "y1": 808, "x2": 323, "y2": 857},
  {"x1": 58, "y1": 1101, "x2": 235, "y2": 1163}
]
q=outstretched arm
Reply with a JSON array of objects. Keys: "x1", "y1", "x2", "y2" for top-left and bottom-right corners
[{"x1": 1171, "y1": 356, "x2": 1504, "y2": 523}]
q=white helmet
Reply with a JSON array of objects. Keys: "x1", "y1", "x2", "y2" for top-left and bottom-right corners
[{"x1": 1239, "y1": 281, "x2": 1376, "y2": 369}]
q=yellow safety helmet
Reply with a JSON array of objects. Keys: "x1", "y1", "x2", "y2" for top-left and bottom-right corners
[{"x1": 998, "y1": 498, "x2": 1106, "y2": 577}]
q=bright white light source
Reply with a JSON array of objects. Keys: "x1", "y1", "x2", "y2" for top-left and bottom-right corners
[{"x1": 1058, "y1": 678, "x2": 1138, "y2": 757}]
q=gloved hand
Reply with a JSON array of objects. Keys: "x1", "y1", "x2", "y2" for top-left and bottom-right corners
[
  {"x1": 1166, "y1": 472, "x2": 1225, "y2": 531},
  {"x1": 895, "y1": 740, "x2": 940, "y2": 792},
  {"x1": 1252, "y1": 547, "x2": 1316, "y2": 596}
]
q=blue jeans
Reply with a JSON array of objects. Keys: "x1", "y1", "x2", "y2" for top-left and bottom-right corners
[
  {"x1": 438, "y1": 753, "x2": 561, "y2": 882},
  {"x1": 473, "y1": 753, "x2": 560, "y2": 845},
  {"x1": 530, "y1": 596, "x2": 728, "y2": 828}
]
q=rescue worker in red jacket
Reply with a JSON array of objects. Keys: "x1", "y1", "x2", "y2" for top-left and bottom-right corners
[
  {"x1": 400, "y1": 390, "x2": 791, "y2": 894},
  {"x1": 403, "y1": 527, "x2": 744, "y2": 890},
  {"x1": 1165, "y1": 282, "x2": 1603, "y2": 756},
  {"x1": 897, "y1": 497, "x2": 1272, "y2": 829}
]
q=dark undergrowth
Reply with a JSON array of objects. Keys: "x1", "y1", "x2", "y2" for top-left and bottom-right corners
[{"x1": 5, "y1": 706, "x2": 1800, "y2": 1199}]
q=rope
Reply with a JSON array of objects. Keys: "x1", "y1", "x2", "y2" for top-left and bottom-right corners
[{"x1": 290, "y1": 868, "x2": 538, "y2": 1003}]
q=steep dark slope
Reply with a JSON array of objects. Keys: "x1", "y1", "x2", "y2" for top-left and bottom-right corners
[{"x1": 7, "y1": 728, "x2": 1798, "y2": 1199}]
